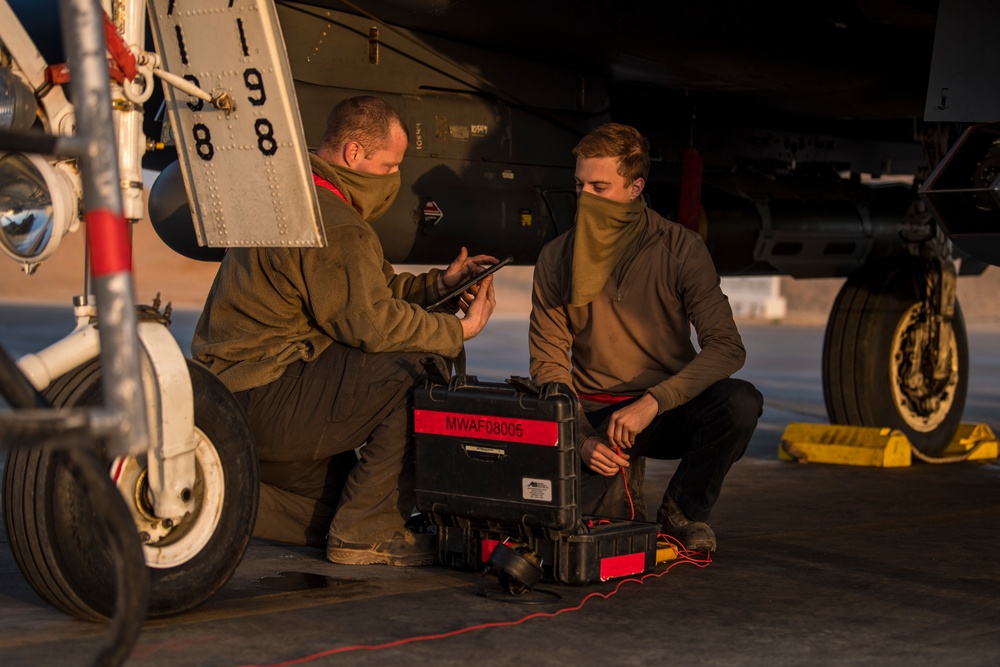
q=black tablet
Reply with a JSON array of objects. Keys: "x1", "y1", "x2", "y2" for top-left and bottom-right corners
[{"x1": 427, "y1": 256, "x2": 513, "y2": 311}]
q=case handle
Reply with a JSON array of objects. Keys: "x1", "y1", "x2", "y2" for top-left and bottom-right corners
[{"x1": 505, "y1": 375, "x2": 540, "y2": 395}]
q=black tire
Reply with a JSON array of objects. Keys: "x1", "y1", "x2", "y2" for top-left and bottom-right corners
[
  {"x1": 59, "y1": 447, "x2": 151, "y2": 665},
  {"x1": 823, "y1": 259, "x2": 969, "y2": 456},
  {"x1": 2, "y1": 358, "x2": 258, "y2": 619}
]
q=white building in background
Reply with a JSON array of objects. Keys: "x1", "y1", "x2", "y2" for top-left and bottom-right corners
[{"x1": 721, "y1": 276, "x2": 787, "y2": 321}]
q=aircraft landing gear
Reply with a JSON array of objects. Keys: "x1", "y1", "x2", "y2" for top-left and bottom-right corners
[
  {"x1": 822, "y1": 258, "x2": 969, "y2": 456},
  {"x1": 2, "y1": 358, "x2": 258, "y2": 619}
]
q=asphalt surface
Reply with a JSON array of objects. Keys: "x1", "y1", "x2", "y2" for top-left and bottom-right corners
[{"x1": 1, "y1": 305, "x2": 999, "y2": 666}]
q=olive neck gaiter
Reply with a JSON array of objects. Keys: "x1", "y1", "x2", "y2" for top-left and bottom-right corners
[
  {"x1": 570, "y1": 191, "x2": 647, "y2": 307},
  {"x1": 326, "y1": 163, "x2": 401, "y2": 223}
]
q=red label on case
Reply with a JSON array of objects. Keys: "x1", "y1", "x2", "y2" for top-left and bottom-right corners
[
  {"x1": 599, "y1": 552, "x2": 646, "y2": 580},
  {"x1": 413, "y1": 410, "x2": 559, "y2": 446}
]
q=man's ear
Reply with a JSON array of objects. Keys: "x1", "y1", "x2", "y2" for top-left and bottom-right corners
[
  {"x1": 343, "y1": 140, "x2": 363, "y2": 168},
  {"x1": 629, "y1": 177, "x2": 646, "y2": 202}
]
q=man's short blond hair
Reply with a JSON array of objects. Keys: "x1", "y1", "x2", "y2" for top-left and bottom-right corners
[{"x1": 572, "y1": 123, "x2": 650, "y2": 186}]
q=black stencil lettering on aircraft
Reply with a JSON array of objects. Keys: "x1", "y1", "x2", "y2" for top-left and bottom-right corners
[
  {"x1": 243, "y1": 68, "x2": 266, "y2": 106},
  {"x1": 193, "y1": 123, "x2": 214, "y2": 161},
  {"x1": 237, "y1": 18, "x2": 249, "y2": 56},
  {"x1": 183, "y1": 74, "x2": 203, "y2": 112},
  {"x1": 174, "y1": 25, "x2": 188, "y2": 66},
  {"x1": 255, "y1": 119, "x2": 277, "y2": 156}
]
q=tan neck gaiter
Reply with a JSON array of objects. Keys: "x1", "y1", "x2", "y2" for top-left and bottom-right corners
[{"x1": 570, "y1": 191, "x2": 647, "y2": 306}]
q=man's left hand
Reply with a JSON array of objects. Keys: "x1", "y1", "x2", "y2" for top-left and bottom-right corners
[
  {"x1": 440, "y1": 247, "x2": 499, "y2": 293},
  {"x1": 607, "y1": 393, "x2": 659, "y2": 449}
]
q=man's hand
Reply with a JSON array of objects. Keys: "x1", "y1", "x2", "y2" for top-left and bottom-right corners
[
  {"x1": 606, "y1": 393, "x2": 658, "y2": 449},
  {"x1": 459, "y1": 274, "x2": 496, "y2": 340},
  {"x1": 437, "y1": 246, "x2": 498, "y2": 340},
  {"x1": 439, "y1": 246, "x2": 499, "y2": 293},
  {"x1": 580, "y1": 435, "x2": 630, "y2": 476}
]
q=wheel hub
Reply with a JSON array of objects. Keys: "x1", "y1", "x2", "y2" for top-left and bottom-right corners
[
  {"x1": 111, "y1": 427, "x2": 226, "y2": 568},
  {"x1": 891, "y1": 304, "x2": 958, "y2": 432}
]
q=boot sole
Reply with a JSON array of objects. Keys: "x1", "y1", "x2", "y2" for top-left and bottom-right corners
[{"x1": 326, "y1": 547, "x2": 438, "y2": 567}]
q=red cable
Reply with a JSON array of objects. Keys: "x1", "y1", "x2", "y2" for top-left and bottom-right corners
[
  {"x1": 657, "y1": 532, "x2": 714, "y2": 565},
  {"x1": 236, "y1": 555, "x2": 709, "y2": 667},
  {"x1": 233, "y1": 439, "x2": 711, "y2": 666},
  {"x1": 616, "y1": 445, "x2": 635, "y2": 520}
]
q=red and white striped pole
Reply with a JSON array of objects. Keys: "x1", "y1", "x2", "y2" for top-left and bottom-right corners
[{"x1": 60, "y1": 0, "x2": 149, "y2": 458}]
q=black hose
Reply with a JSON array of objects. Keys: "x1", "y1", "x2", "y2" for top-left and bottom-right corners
[{"x1": 0, "y1": 343, "x2": 47, "y2": 409}]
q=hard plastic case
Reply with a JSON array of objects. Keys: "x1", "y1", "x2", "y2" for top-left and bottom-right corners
[
  {"x1": 413, "y1": 376, "x2": 580, "y2": 531},
  {"x1": 436, "y1": 519, "x2": 659, "y2": 585},
  {"x1": 413, "y1": 376, "x2": 658, "y2": 585}
]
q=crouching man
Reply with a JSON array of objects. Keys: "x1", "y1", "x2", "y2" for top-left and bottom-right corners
[
  {"x1": 528, "y1": 122, "x2": 762, "y2": 551},
  {"x1": 193, "y1": 96, "x2": 497, "y2": 565}
]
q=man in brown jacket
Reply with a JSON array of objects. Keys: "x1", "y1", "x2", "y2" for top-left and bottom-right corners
[
  {"x1": 193, "y1": 96, "x2": 497, "y2": 566},
  {"x1": 528, "y1": 123, "x2": 762, "y2": 551}
]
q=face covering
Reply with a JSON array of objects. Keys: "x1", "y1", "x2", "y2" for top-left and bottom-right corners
[
  {"x1": 326, "y1": 163, "x2": 401, "y2": 222},
  {"x1": 570, "y1": 190, "x2": 647, "y2": 307}
]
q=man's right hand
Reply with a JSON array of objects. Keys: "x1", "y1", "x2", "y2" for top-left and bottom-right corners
[
  {"x1": 580, "y1": 435, "x2": 630, "y2": 476},
  {"x1": 459, "y1": 274, "x2": 496, "y2": 340},
  {"x1": 439, "y1": 246, "x2": 499, "y2": 293}
]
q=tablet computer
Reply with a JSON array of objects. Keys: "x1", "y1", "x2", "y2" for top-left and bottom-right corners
[{"x1": 427, "y1": 255, "x2": 513, "y2": 311}]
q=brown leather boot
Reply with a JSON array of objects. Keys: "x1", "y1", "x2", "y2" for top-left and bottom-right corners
[{"x1": 657, "y1": 494, "x2": 717, "y2": 552}]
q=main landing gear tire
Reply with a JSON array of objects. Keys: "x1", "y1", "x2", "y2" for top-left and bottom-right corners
[
  {"x1": 822, "y1": 259, "x2": 969, "y2": 456},
  {"x1": 2, "y1": 359, "x2": 258, "y2": 619}
]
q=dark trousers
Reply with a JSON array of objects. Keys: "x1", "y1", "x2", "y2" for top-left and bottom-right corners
[
  {"x1": 581, "y1": 378, "x2": 763, "y2": 523},
  {"x1": 234, "y1": 343, "x2": 443, "y2": 548}
]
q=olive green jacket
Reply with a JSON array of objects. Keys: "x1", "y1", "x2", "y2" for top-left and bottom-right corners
[
  {"x1": 529, "y1": 207, "x2": 746, "y2": 429},
  {"x1": 191, "y1": 154, "x2": 463, "y2": 393}
]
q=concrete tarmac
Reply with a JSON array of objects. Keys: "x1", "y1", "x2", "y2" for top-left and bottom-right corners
[{"x1": 1, "y1": 305, "x2": 999, "y2": 666}]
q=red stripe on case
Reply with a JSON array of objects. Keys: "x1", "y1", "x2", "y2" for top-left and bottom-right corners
[
  {"x1": 599, "y1": 552, "x2": 646, "y2": 580},
  {"x1": 413, "y1": 409, "x2": 559, "y2": 446}
]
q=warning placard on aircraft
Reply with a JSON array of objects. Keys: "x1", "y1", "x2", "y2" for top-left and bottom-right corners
[
  {"x1": 147, "y1": 0, "x2": 324, "y2": 249},
  {"x1": 422, "y1": 200, "x2": 444, "y2": 225}
]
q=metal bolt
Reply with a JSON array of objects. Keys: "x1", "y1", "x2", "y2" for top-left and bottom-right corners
[{"x1": 139, "y1": 531, "x2": 150, "y2": 544}]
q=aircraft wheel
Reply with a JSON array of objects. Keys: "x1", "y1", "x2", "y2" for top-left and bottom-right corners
[
  {"x1": 823, "y1": 259, "x2": 968, "y2": 455},
  {"x1": 2, "y1": 358, "x2": 258, "y2": 619}
]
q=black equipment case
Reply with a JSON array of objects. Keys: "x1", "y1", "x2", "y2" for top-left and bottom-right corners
[{"x1": 413, "y1": 375, "x2": 658, "y2": 585}]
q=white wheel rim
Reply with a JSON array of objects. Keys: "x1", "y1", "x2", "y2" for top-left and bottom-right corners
[
  {"x1": 113, "y1": 427, "x2": 226, "y2": 569},
  {"x1": 889, "y1": 303, "x2": 959, "y2": 433}
]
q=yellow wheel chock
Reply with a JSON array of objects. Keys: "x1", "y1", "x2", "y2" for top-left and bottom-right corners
[{"x1": 777, "y1": 423, "x2": 998, "y2": 467}]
